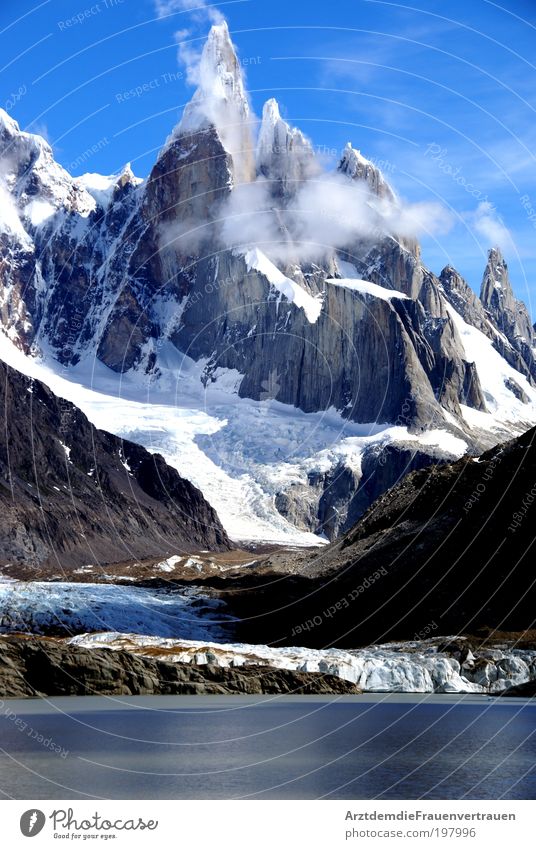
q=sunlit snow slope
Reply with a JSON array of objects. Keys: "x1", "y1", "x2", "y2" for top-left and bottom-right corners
[{"x1": 0, "y1": 333, "x2": 470, "y2": 546}]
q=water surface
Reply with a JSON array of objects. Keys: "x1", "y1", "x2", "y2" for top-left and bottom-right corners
[{"x1": 0, "y1": 695, "x2": 534, "y2": 799}]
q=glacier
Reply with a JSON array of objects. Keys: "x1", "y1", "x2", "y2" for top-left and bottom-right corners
[
  {"x1": 69, "y1": 631, "x2": 536, "y2": 695},
  {"x1": 0, "y1": 576, "x2": 532, "y2": 695}
]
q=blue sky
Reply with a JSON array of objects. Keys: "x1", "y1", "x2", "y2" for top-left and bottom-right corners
[{"x1": 1, "y1": 0, "x2": 535, "y2": 311}]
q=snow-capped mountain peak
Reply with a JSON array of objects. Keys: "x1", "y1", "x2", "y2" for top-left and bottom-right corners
[
  {"x1": 75, "y1": 163, "x2": 142, "y2": 211},
  {"x1": 0, "y1": 112, "x2": 95, "y2": 219},
  {"x1": 0, "y1": 107, "x2": 22, "y2": 141},
  {"x1": 256, "y1": 97, "x2": 317, "y2": 197},
  {"x1": 479, "y1": 246, "x2": 534, "y2": 359},
  {"x1": 339, "y1": 141, "x2": 395, "y2": 201},
  {"x1": 174, "y1": 22, "x2": 254, "y2": 183}
]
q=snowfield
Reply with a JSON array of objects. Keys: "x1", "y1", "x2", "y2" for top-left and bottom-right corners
[
  {"x1": 326, "y1": 277, "x2": 408, "y2": 301},
  {"x1": 446, "y1": 303, "x2": 536, "y2": 425},
  {"x1": 0, "y1": 332, "x2": 468, "y2": 546}
]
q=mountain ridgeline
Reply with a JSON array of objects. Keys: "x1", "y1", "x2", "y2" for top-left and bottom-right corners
[{"x1": 0, "y1": 22, "x2": 535, "y2": 541}]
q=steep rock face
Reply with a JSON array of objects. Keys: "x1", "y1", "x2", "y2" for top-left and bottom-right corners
[
  {"x1": 0, "y1": 361, "x2": 230, "y2": 569},
  {"x1": 97, "y1": 126, "x2": 234, "y2": 372},
  {"x1": 480, "y1": 247, "x2": 536, "y2": 381},
  {"x1": 440, "y1": 256, "x2": 536, "y2": 387},
  {"x1": 219, "y1": 426, "x2": 536, "y2": 647},
  {"x1": 175, "y1": 254, "x2": 446, "y2": 427},
  {"x1": 338, "y1": 142, "x2": 396, "y2": 202},
  {"x1": 275, "y1": 441, "x2": 455, "y2": 539},
  {"x1": 256, "y1": 98, "x2": 318, "y2": 199},
  {"x1": 439, "y1": 265, "x2": 491, "y2": 335},
  {"x1": 320, "y1": 441, "x2": 455, "y2": 537},
  {"x1": 173, "y1": 20, "x2": 255, "y2": 185}
]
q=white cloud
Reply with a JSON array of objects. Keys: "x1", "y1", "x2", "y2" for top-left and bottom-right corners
[
  {"x1": 469, "y1": 201, "x2": 514, "y2": 250},
  {"x1": 156, "y1": 11, "x2": 454, "y2": 264},
  {"x1": 174, "y1": 27, "x2": 204, "y2": 86},
  {"x1": 154, "y1": 0, "x2": 225, "y2": 85},
  {"x1": 154, "y1": 0, "x2": 223, "y2": 20},
  {"x1": 215, "y1": 169, "x2": 453, "y2": 263}
]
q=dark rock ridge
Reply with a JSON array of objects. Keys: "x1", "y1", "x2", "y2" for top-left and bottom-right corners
[
  {"x1": 212, "y1": 426, "x2": 536, "y2": 648},
  {"x1": 275, "y1": 440, "x2": 457, "y2": 540},
  {"x1": 0, "y1": 635, "x2": 360, "y2": 697},
  {"x1": 0, "y1": 361, "x2": 229, "y2": 570}
]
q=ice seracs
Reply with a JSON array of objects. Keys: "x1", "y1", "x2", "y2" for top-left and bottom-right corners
[
  {"x1": 0, "y1": 581, "x2": 235, "y2": 642},
  {"x1": 68, "y1": 631, "x2": 536, "y2": 694}
]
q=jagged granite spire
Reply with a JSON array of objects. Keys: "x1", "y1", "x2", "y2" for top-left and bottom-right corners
[
  {"x1": 480, "y1": 247, "x2": 536, "y2": 382},
  {"x1": 256, "y1": 98, "x2": 317, "y2": 198},
  {"x1": 481, "y1": 247, "x2": 510, "y2": 308},
  {"x1": 174, "y1": 22, "x2": 254, "y2": 184},
  {"x1": 338, "y1": 142, "x2": 395, "y2": 202},
  {"x1": 481, "y1": 248, "x2": 534, "y2": 343}
]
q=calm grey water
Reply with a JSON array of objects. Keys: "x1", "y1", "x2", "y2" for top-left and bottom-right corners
[{"x1": 0, "y1": 695, "x2": 534, "y2": 800}]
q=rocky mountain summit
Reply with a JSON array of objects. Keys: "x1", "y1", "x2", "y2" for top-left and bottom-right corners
[{"x1": 0, "y1": 22, "x2": 535, "y2": 542}]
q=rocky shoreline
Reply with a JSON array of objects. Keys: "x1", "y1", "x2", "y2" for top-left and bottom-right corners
[
  {"x1": 1, "y1": 631, "x2": 534, "y2": 699},
  {"x1": 0, "y1": 635, "x2": 360, "y2": 698}
]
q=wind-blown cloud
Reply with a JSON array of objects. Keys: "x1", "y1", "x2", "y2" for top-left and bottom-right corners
[
  {"x1": 154, "y1": 0, "x2": 223, "y2": 20},
  {"x1": 216, "y1": 169, "x2": 453, "y2": 262},
  {"x1": 154, "y1": 0, "x2": 224, "y2": 85},
  {"x1": 163, "y1": 167, "x2": 449, "y2": 266},
  {"x1": 157, "y1": 6, "x2": 453, "y2": 263},
  {"x1": 470, "y1": 201, "x2": 513, "y2": 250}
]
